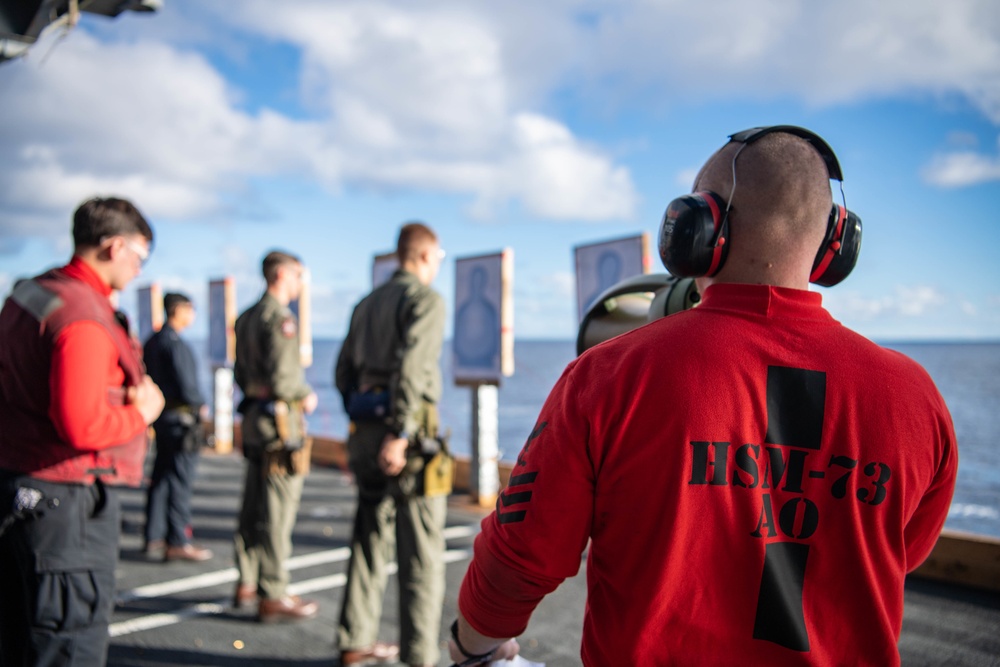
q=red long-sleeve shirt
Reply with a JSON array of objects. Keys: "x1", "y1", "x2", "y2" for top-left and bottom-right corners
[
  {"x1": 460, "y1": 284, "x2": 957, "y2": 667},
  {"x1": 47, "y1": 258, "x2": 146, "y2": 449}
]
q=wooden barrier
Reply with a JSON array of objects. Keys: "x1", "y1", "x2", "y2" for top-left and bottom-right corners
[{"x1": 910, "y1": 529, "x2": 1000, "y2": 594}]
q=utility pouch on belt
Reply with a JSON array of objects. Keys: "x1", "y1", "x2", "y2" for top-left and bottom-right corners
[{"x1": 346, "y1": 388, "x2": 390, "y2": 421}]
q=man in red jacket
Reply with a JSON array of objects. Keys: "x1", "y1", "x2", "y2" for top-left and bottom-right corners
[
  {"x1": 450, "y1": 128, "x2": 958, "y2": 666},
  {"x1": 0, "y1": 197, "x2": 165, "y2": 667}
]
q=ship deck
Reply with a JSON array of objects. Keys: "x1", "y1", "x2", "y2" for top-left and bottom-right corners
[{"x1": 107, "y1": 451, "x2": 1000, "y2": 666}]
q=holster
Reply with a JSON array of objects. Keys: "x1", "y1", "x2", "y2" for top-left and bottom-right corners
[
  {"x1": 262, "y1": 449, "x2": 289, "y2": 476},
  {"x1": 261, "y1": 437, "x2": 312, "y2": 476},
  {"x1": 159, "y1": 409, "x2": 204, "y2": 454},
  {"x1": 0, "y1": 480, "x2": 45, "y2": 539},
  {"x1": 414, "y1": 433, "x2": 453, "y2": 497},
  {"x1": 289, "y1": 436, "x2": 313, "y2": 476},
  {"x1": 261, "y1": 401, "x2": 311, "y2": 476},
  {"x1": 274, "y1": 400, "x2": 306, "y2": 451},
  {"x1": 403, "y1": 403, "x2": 453, "y2": 497}
]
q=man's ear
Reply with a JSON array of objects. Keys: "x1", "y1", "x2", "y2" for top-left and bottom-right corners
[{"x1": 102, "y1": 237, "x2": 123, "y2": 261}]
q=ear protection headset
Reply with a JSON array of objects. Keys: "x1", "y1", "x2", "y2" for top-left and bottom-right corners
[{"x1": 658, "y1": 125, "x2": 862, "y2": 287}]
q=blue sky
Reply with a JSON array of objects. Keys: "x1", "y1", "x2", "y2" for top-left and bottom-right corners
[{"x1": 1, "y1": 1, "x2": 998, "y2": 341}]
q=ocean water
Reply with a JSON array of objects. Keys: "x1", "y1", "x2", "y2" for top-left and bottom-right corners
[
  {"x1": 883, "y1": 342, "x2": 1000, "y2": 539},
  {"x1": 195, "y1": 339, "x2": 1000, "y2": 539}
]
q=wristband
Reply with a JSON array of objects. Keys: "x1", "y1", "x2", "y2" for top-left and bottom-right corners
[{"x1": 450, "y1": 620, "x2": 496, "y2": 666}]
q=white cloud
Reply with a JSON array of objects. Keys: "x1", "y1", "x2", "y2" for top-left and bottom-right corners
[
  {"x1": 922, "y1": 138, "x2": 1000, "y2": 186},
  {"x1": 946, "y1": 131, "x2": 981, "y2": 148},
  {"x1": 4, "y1": 0, "x2": 999, "y2": 252},
  {"x1": 0, "y1": 3, "x2": 641, "y2": 250},
  {"x1": 228, "y1": 3, "x2": 638, "y2": 220},
  {"x1": 568, "y1": 0, "x2": 1000, "y2": 120},
  {"x1": 189, "y1": 0, "x2": 1000, "y2": 208},
  {"x1": 676, "y1": 168, "x2": 699, "y2": 189},
  {"x1": 498, "y1": 114, "x2": 637, "y2": 220},
  {"x1": 540, "y1": 270, "x2": 575, "y2": 300},
  {"x1": 895, "y1": 285, "x2": 947, "y2": 316},
  {"x1": 237, "y1": 0, "x2": 1000, "y2": 201},
  {"x1": 824, "y1": 284, "x2": 948, "y2": 320},
  {"x1": 0, "y1": 32, "x2": 279, "y2": 234},
  {"x1": 511, "y1": 269, "x2": 577, "y2": 337}
]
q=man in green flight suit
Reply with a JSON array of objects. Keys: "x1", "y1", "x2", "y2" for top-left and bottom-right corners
[
  {"x1": 233, "y1": 250, "x2": 320, "y2": 623},
  {"x1": 335, "y1": 222, "x2": 448, "y2": 667}
]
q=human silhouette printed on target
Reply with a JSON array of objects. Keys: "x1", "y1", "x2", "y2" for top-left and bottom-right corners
[
  {"x1": 455, "y1": 266, "x2": 499, "y2": 369},
  {"x1": 584, "y1": 250, "x2": 623, "y2": 313}
]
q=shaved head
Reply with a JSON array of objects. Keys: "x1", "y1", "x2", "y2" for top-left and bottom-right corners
[{"x1": 694, "y1": 132, "x2": 833, "y2": 286}]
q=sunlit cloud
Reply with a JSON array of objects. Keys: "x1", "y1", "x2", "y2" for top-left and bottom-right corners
[
  {"x1": 676, "y1": 168, "x2": 700, "y2": 190},
  {"x1": 824, "y1": 284, "x2": 948, "y2": 320},
  {"x1": 922, "y1": 137, "x2": 1000, "y2": 186},
  {"x1": 3, "y1": 0, "x2": 998, "y2": 340},
  {"x1": 0, "y1": 4, "x2": 641, "y2": 249},
  {"x1": 540, "y1": 270, "x2": 575, "y2": 300},
  {"x1": 514, "y1": 270, "x2": 577, "y2": 336},
  {"x1": 4, "y1": 0, "x2": 999, "y2": 250}
]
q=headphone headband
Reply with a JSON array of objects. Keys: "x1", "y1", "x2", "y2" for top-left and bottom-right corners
[{"x1": 728, "y1": 125, "x2": 844, "y2": 181}]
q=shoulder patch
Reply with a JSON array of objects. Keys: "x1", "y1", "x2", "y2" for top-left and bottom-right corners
[
  {"x1": 281, "y1": 317, "x2": 297, "y2": 338},
  {"x1": 11, "y1": 279, "x2": 63, "y2": 322}
]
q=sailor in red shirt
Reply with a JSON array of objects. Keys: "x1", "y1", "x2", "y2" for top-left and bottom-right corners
[
  {"x1": 0, "y1": 197, "x2": 165, "y2": 667},
  {"x1": 450, "y1": 127, "x2": 958, "y2": 666}
]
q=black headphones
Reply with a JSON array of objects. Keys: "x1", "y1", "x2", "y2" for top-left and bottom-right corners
[{"x1": 658, "y1": 125, "x2": 862, "y2": 287}]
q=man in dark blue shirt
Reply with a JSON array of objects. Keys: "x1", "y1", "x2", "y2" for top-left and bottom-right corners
[{"x1": 142, "y1": 292, "x2": 213, "y2": 561}]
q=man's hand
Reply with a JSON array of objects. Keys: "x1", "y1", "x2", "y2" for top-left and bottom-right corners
[
  {"x1": 129, "y1": 375, "x2": 165, "y2": 425},
  {"x1": 303, "y1": 391, "x2": 319, "y2": 415},
  {"x1": 378, "y1": 434, "x2": 409, "y2": 476},
  {"x1": 448, "y1": 616, "x2": 520, "y2": 664}
]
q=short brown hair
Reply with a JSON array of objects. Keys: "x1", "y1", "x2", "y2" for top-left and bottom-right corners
[
  {"x1": 396, "y1": 222, "x2": 438, "y2": 263},
  {"x1": 695, "y1": 133, "x2": 831, "y2": 259},
  {"x1": 72, "y1": 197, "x2": 153, "y2": 249},
  {"x1": 262, "y1": 250, "x2": 302, "y2": 284}
]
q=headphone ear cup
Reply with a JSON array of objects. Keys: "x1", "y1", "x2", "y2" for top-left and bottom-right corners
[
  {"x1": 658, "y1": 192, "x2": 730, "y2": 277},
  {"x1": 810, "y1": 205, "x2": 862, "y2": 287}
]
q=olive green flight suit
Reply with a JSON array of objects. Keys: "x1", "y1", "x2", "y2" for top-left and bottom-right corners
[
  {"x1": 233, "y1": 292, "x2": 313, "y2": 601},
  {"x1": 334, "y1": 269, "x2": 447, "y2": 666}
]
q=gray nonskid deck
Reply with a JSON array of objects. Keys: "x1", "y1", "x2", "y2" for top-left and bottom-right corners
[{"x1": 109, "y1": 452, "x2": 1000, "y2": 666}]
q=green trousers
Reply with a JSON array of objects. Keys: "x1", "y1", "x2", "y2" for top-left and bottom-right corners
[
  {"x1": 337, "y1": 421, "x2": 447, "y2": 666},
  {"x1": 234, "y1": 454, "x2": 305, "y2": 600}
]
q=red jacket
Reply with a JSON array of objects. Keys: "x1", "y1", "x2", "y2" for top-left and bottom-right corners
[
  {"x1": 460, "y1": 284, "x2": 957, "y2": 667},
  {"x1": 0, "y1": 257, "x2": 148, "y2": 486}
]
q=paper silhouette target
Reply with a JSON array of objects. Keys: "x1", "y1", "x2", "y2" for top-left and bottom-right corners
[
  {"x1": 574, "y1": 234, "x2": 649, "y2": 322},
  {"x1": 453, "y1": 250, "x2": 513, "y2": 384}
]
